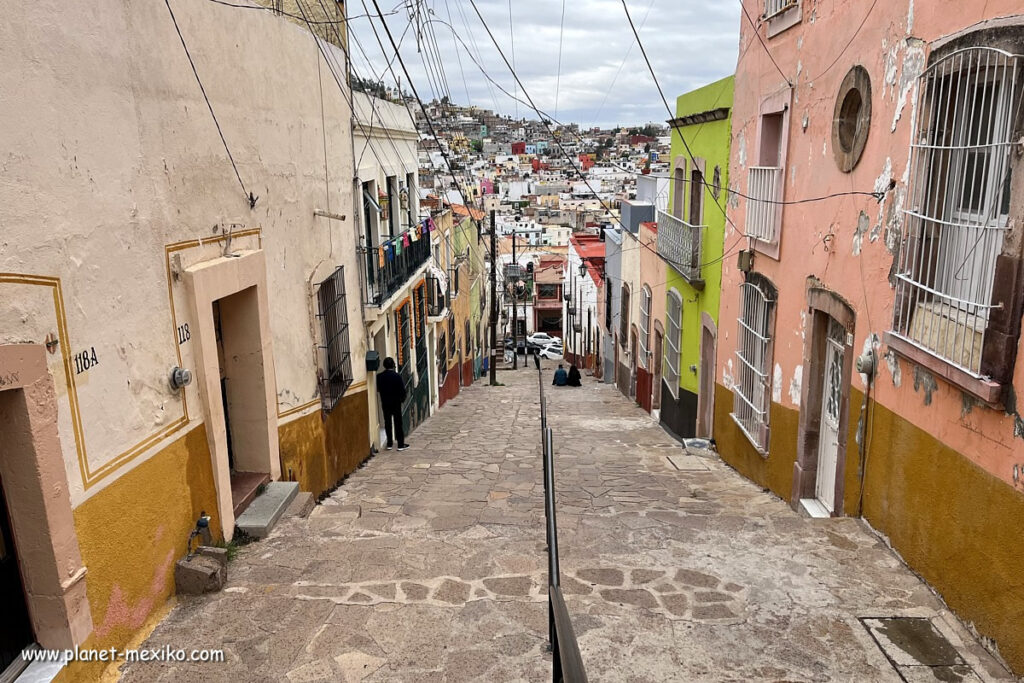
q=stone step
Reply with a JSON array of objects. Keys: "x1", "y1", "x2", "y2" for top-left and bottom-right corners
[{"x1": 235, "y1": 481, "x2": 299, "y2": 538}]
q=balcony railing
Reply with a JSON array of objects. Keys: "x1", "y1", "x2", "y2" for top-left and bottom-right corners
[
  {"x1": 745, "y1": 166, "x2": 782, "y2": 243},
  {"x1": 656, "y1": 210, "x2": 704, "y2": 287},
  {"x1": 763, "y1": 0, "x2": 797, "y2": 19},
  {"x1": 360, "y1": 229, "x2": 431, "y2": 307}
]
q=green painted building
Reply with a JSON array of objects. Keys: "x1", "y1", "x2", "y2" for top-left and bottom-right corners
[{"x1": 659, "y1": 75, "x2": 734, "y2": 439}]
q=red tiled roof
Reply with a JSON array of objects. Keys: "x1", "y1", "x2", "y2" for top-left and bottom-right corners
[
  {"x1": 570, "y1": 234, "x2": 606, "y2": 285},
  {"x1": 451, "y1": 204, "x2": 485, "y2": 221}
]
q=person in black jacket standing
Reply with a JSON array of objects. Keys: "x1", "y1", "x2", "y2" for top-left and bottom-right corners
[{"x1": 377, "y1": 357, "x2": 409, "y2": 451}]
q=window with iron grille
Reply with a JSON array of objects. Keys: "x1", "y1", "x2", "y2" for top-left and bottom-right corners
[
  {"x1": 396, "y1": 302, "x2": 414, "y2": 393},
  {"x1": 732, "y1": 277, "x2": 775, "y2": 451},
  {"x1": 605, "y1": 280, "x2": 612, "y2": 330},
  {"x1": 639, "y1": 285, "x2": 652, "y2": 369},
  {"x1": 465, "y1": 319, "x2": 472, "y2": 356},
  {"x1": 316, "y1": 266, "x2": 353, "y2": 412},
  {"x1": 449, "y1": 316, "x2": 457, "y2": 359},
  {"x1": 619, "y1": 284, "x2": 630, "y2": 347},
  {"x1": 664, "y1": 290, "x2": 682, "y2": 399},
  {"x1": 763, "y1": 0, "x2": 797, "y2": 20},
  {"x1": 889, "y1": 46, "x2": 1021, "y2": 379},
  {"x1": 414, "y1": 282, "x2": 428, "y2": 382},
  {"x1": 438, "y1": 331, "x2": 448, "y2": 381}
]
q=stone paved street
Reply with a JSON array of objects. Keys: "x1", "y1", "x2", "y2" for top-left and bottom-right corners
[{"x1": 121, "y1": 364, "x2": 1015, "y2": 682}]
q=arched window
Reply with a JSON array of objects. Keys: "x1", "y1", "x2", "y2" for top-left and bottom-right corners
[
  {"x1": 664, "y1": 289, "x2": 683, "y2": 397},
  {"x1": 619, "y1": 284, "x2": 630, "y2": 346},
  {"x1": 732, "y1": 274, "x2": 776, "y2": 451},
  {"x1": 639, "y1": 285, "x2": 652, "y2": 369}
]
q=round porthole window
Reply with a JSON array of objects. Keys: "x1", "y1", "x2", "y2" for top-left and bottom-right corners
[{"x1": 832, "y1": 65, "x2": 871, "y2": 172}]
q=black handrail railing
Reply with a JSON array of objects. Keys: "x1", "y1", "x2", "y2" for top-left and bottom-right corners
[
  {"x1": 360, "y1": 230, "x2": 431, "y2": 306},
  {"x1": 535, "y1": 354, "x2": 588, "y2": 683}
]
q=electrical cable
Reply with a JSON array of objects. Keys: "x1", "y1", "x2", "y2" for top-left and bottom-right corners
[
  {"x1": 417, "y1": 14, "x2": 887, "y2": 209},
  {"x1": 443, "y1": 0, "x2": 472, "y2": 104},
  {"x1": 508, "y1": 0, "x2": 518, "y2": 119},
  {"x1": 554, "y1": 0, "x2": 566, "y2": 120},
  {"x1": 423, "y1": 1, "x2": 454, "y2": 102},
  {"x1": 292, "y1": 0, "x2": 405, "y2": 188},
  {"x1": 805, "y1": 0, "x2": 879, "y2": 82},
  {"x1": 470, "y1": 0, "x2": 751, "y2": 275},
  {"x1": 203, "y1": 0, "x2": 402, "y2": 23},
  {"x1": 308, "y1": 0, "x2": 409, "y2": 175},
  {"x1": 368, "y1": 0, "x2": 488, "y2": 223},
  {"x1": 164, "y1": 0, "x2": 254, "y2": 207},
  {"x1": 591, "y1": 0, "x2": 657, "y2": 126},
  {"x1": 739, "y1": 0, "x2": 792, "y2": 86}
]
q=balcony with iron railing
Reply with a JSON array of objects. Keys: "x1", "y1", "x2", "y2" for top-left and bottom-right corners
[
  {"x1": 656, "y1": 210, "x2": 704, "y2": 288},
  {"x1": 427, "y1": 275, "x2": 450, "y2": 321},
  {"x1": 745, "y1": 167, "x2": 782, "y2": 244},
  {"x1": 360, "y1": 228, "x2": 431, "y2": 309}
]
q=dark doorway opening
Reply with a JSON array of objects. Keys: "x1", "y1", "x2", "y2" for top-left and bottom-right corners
[{"x1": 0, "y1": 482, "x2": 33, "y2": 675}]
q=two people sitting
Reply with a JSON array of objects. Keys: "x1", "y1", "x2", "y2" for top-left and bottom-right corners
[{"x1": 552, "y1": 363, "x2": 582, "y2": 387}]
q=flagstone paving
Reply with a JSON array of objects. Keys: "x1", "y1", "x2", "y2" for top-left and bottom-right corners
[{"x1": 120, "y1": 364, "x2": 1015, "y2": 682}]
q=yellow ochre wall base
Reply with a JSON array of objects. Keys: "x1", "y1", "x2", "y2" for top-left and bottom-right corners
[
  {"x1": 324, "y1": 389, "x2": 371, "y2": 490},
  {"x1": 712, "y1": 383, "x2": 801, "y2": 498},
  {"x1": 61, "y1": 425, "x2": 220, "y2": 682},
  {"x1": 278, "y1": 389, "x2": 371, "y2": 498},
  {"x1": 713, "y1": 383, "x2": 1024, "y2": 674}
]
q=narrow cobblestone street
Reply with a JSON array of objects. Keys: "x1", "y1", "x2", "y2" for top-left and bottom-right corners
[{"x1": 122, "y1": 365, "x2": 1014, "y2": 682}]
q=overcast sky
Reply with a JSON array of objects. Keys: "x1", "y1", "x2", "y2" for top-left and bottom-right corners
[{"x1": 348, "y1": 0, "x2": 740, "y2": 129}]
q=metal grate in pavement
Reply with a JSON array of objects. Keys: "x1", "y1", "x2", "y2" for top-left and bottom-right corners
[{"x1": 860, "y1": 617, "x2": 981, "y2": 682}]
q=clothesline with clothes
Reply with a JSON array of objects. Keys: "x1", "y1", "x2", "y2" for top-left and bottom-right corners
[{"x1": 375, "y1": 216, "x2": 438, "y2": 268}]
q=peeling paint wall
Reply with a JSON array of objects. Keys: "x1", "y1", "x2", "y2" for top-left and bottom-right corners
[
  {"x1": 722, "y1": 0, "x2": 1024, "y2": 492},
  {"x1": 721, "y1": 1, "x2": 1024, "y2": 672}
]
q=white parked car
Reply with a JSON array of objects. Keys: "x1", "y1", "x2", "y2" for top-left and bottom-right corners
[
  {"x1": 527, "y1": 332, "x2": 558, "y2": 346},
  {"x1": 538, "y1": 346, "x2": 564, "y2": 361}
]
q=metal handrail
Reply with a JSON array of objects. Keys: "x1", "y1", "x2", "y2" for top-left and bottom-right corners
[{"x1": 535, "y1": 354, "x2": 588, "y2": 683}]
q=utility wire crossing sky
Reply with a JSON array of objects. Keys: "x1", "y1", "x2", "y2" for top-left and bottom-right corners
[{"x1": 348, "y1": 0, "x2": 741, "y2": 128}]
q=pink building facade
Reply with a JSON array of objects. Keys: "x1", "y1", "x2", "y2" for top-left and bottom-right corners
[{"x1": 716, "y1": 1, "x2": 1024, "y2": 672}]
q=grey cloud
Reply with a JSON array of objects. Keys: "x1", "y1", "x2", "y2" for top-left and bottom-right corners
[{"x1": 350, "y1": 0, "x2": 739, "y2": 128}]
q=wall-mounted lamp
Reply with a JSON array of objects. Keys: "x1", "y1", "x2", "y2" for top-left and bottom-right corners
[{"x1": 170, "y1": 366, "x2": 193, "y2": 390}]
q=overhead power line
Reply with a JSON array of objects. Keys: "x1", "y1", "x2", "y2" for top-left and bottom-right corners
[
  {"x1": 464, "y1": 0, "x2": 718, "y2": 273},
  {"x1": 164, "y1": 0, "x2": 255, "y2": 208},
  {"x1": 417, "y1": 14, "x2": 888, "y2": 210},
  {"x1": 739, "y1": 1, "x2": 792, "y2": 86},
  {"x1": 368, "y1": 0, "x2": 488, "y2": 221}
]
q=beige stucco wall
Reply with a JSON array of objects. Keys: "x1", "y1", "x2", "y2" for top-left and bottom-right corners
[{"x1": 0, "y1": 0, "x2": 365, "y2": 506}]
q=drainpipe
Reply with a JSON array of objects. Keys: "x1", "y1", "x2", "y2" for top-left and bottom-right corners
[{"x1": 855, "y1": 346, "x2": 876, "y2": 516}]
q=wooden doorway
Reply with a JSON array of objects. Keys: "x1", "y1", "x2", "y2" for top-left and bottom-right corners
[{"x1": 697, "y1": 315, "x2": 717, "y2": 438}]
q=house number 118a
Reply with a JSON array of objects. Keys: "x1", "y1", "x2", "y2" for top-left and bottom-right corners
[{"x1": 73, "y1": 347, "x2": 99, "y2": 374}]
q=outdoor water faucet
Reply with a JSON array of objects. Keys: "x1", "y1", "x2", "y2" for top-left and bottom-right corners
[{"x1": 185, "y1": 511, "x2": 212, "y2": 561}]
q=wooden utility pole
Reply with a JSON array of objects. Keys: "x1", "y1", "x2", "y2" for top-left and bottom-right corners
[{"x1": 489, "y1": 209, "x2": 498, "y2": 386}]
